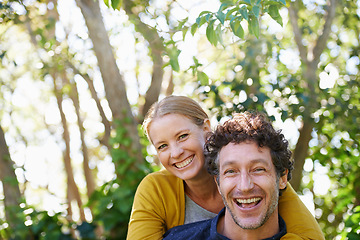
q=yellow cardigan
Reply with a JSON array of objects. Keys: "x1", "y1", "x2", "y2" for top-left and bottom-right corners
[{"x1": 127, "y1": 169, "x2": 324, "y2": 240}]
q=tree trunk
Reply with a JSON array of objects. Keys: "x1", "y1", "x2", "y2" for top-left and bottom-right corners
[
  {"x1": 75, "y1": 0, "x2": 144, "y2": 167},
  {"x1": 65, "y1": 74, "x2": 96, "y2": 200},
  {"x1": 67, "y1": 62, "x2": 112, "y2": 149},
  {"x1": 290, "y1": 120, "x2": 314, "y2": 190},
  {"x1": 0, "y1": 125, "x2": 22, "y2": 230},
  {"x1": 288, "y1": 0, "x2": 337, "y2": 191},
  {"x1": 165, "y1": 71, "x2": 174, "y2": 96},
  {"x1": 122, "y1": 0, "x2": 165, "y2": 119},
  {"x1": 53, "y1": 74, "x2": 86, "y2": 222}
]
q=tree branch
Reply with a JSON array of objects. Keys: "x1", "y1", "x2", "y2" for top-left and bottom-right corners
[
  {"x1": 123, "y1": 0, "x2": 165, "y2": 119},
  {"x1": 288, "y1": 1, "x2": 308, "y2": 63},
  {"x1": 312, "y1": 0, "x2": 337, "y2": 61},
  {"x1": 67, "y1": 61, "x2": 111, "y2": 149}
]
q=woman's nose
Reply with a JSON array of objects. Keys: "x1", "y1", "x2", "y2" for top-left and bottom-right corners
[{"x1": 170, "y1": 145, "x2": 184, "y2": 159}]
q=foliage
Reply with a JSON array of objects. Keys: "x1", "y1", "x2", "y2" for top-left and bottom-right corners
[
  {"x1": 192, "y1": 0, "x2": 286, "y2": 44},
  {"x1": 0, "y1": 0, "x2": 359, "y2": 240},
  {"x1": 0, "y1": 205, "x2": 73, "y2": 239},
  {"x1": 304, "y1": 76, "x2": 360, "y2": 239},
  {"x1": 341, "y1": 206, "x2": 360, "y2": 239},
  {"x1": 88, "y1": 120, "x2": 152, "y2": 239},
  {"x1": 0, "y1": 121, "x2": 152, "y2": 239},
  {"x1": 185, "y1": 1, "x2": 360, "y2": 239}
]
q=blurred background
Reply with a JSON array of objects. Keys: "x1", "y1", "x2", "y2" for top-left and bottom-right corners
[{"x1": 0, "y1": 0, "x2": 359, "y2": 239}]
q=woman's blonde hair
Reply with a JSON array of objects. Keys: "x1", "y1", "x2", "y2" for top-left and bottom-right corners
[{"x1": 143, "y1": 95, "x2": 209, "y2": 139}]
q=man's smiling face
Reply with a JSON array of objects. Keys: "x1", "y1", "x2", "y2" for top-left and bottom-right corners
[{"x1": 216, "y1": 141, "x2": 287, "y2": 230}]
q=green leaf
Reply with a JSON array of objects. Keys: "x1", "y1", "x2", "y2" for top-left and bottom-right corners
[
  {"x1": 177, "y1": 17, "x2": 188, "y2": 30},
  {"x1": 216, "y1": 11, "x2": 226, "y2": 25},
  {"x1": 215, "y1": 24, "x2": 224, "y2": 46},
  {"x1": 191, "y1": 24, "x2": 198, "y2": 36},
  {"x1": 347, "y1": 232, "x2": 360, "y2": 240},
  {"x1": 219, "y1": 2, "x2": 231, "y2": 11},
  {"x1": 206, "y1": 20, "x2": 217, "y2": 46},
  {"x1": 225, "y1": 7, "x2": 238, "y2": 20},
  {"x1": 198, "y1": 71, "x2": 209, "y2": 85},
  {"x1": 230, "y1": 18, "x2": 244, "y2": 39},
  {"x1": 168, "y1": 48, "x2": 181, "y2": 72},
  {"x1": 279, "y1": 0, "x2": 286, "y2": 5},
  {"x1": 249, "y1": 16, "x2": 259, "y2": 38},
  {"x1": 111, "y1": 0, "x2": 122, "y2": 10},
  {"x1": 199, "y1": 10, "x2": 212, "y2": 17},
  {"x1": 193, "y1": 56, "x2": 200, "y2": 66},
  {"x1": 182, "y1": 27, "x2": 188, "y2": 40},
  {"x1": 252, "y1": 5, "x2": 260, "y2": 18},
  {"x1": 205, "y1": 13, "x2": 211, "y2": 22},
  {"x1": 268, "y1": 5, "x2": 283, "y2": 26},
  {"x1": 170, "y1": 56, "x2": 180, "y2": 72},
  {"x1": 240, "y1": 5, "x2": 249, "y2": 21},
  {"x1": 196, "y1": 16, "x2": 207, "y2": 27}
]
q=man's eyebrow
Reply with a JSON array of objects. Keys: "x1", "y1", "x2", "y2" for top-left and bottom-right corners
[{"x1": 220, "y1": 158, "x2": 271, "y2": 167}]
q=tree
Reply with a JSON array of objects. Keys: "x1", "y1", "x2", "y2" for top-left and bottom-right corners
[
  {"x1": 0, "y1": 125, "x2": 23, "y2": 232},
  {"x1": 75, "y1": 0, "x2": 144, "y2": 171},
  {"x1": 0, "y1": 0, "x2": 358, "y2": 239},
  {"x1": 182, "y1": 0, "x2": 359, "y2": 239}
]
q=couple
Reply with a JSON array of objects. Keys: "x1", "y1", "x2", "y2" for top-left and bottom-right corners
[{"x1": 127, "y1": 95, "x2": 324, "y2": 240}]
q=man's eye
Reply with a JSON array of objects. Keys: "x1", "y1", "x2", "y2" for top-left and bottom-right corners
[
  {"x1": 224, "y1": 169, "x2": 235, "y2": 175},
  {"x1": 254, "y1": 168, "x2": 266, "y2": 172}
]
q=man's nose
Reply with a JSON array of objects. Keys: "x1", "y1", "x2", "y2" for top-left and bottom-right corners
[
  {"x1": 170, "y1": 145, "x2": 184, "y2": 159},
  {"x1": 237, "y1": 172, "x2": 254, "y2": 192}
]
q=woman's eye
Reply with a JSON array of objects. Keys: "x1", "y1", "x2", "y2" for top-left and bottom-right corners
[
  {"x1": 179, "y1": 134, "x2": 188, "y2": 140},
  {"x1": 157, "y1": 144, "x2": 167, "y2": 150}
]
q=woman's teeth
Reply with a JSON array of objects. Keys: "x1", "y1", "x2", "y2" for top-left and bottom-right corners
[{"x1": 175, "y1": 157, "x2": 193, "y2": 168}]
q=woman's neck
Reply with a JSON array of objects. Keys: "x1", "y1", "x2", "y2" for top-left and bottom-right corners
[{"x1": 184, "y1": 171, "x2": 224, "y2": 214}]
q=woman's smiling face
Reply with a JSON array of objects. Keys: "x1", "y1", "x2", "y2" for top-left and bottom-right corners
[{"x1": 148, "y1": 113, "x2": 211, "y2": 181}]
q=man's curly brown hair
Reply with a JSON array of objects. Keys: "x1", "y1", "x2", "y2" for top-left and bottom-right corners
[{"x1": 204, "y1": 111, "x2": 294, "y2": 188}]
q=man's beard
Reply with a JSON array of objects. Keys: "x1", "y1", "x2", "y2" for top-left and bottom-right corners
[{"x1": 221, "y1": 178, "x2": 280, "y2": 229}]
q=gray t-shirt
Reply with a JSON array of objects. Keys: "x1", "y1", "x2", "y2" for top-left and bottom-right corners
[{"x1": 184, "y1": 194, "x2": 218, "y2": 224}]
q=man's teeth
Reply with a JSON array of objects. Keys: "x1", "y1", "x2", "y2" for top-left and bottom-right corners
[
  {"x1": 236, "y1": 198, "x2": 261, "y2": 204},
  {"x1": 175, "y1": 157, "x2": 193, "y2": 168}
]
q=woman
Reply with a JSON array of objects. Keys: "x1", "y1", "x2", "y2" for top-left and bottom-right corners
[{"x1": 127, "y1": 95, "x2": 324, "y2": 240}]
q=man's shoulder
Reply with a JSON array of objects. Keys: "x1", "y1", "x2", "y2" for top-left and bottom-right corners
[{"x1": 163, "y1": 218, "x2": 213, "y2": 240}]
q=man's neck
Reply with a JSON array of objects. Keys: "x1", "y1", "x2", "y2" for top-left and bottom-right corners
[{"x1": 218, "y1": 210, "x2": 280, "y2": 240}]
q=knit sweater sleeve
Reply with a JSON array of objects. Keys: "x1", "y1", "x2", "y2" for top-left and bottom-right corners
[
  {"x1": 279, "y1": 183, "x2": 324, "y2": 240},
  {"x1": 126, "y1": 170, "x2": 185, "y2": 240}
]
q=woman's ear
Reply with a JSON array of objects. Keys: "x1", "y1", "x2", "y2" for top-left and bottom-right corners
[{"x1": 203, "y1": 119, "x2": 211, "y2": 133}]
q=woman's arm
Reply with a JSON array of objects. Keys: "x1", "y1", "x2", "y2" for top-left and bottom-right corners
[
  {"x1": 127, "y1": 175, "x2": 165, "y2": 240},
  {"x1": 279, "y1": 183, "x2": 324, "y2": 240},
  {"x1": 126, "y1": 170, "x2": 185, "y2": 240}
]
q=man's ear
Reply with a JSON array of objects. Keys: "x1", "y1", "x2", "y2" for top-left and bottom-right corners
[
  {"x1": 214, "y1": 175, "x2": 221, "y2": 194},
  {"x1": 279, "y1": 169, "x2": 288, "y2": 190}
]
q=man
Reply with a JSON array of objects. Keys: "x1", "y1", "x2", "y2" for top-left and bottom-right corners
[{"x1": 163, "y1": 111, "x2": 294, "y2": 240}]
